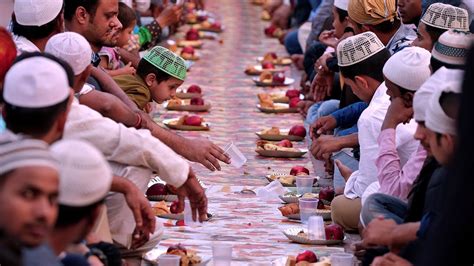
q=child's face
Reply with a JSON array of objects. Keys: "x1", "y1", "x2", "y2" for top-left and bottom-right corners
[
  {"x1": 332, "y1": 7, "x2": 347, "y2": 39},
  {"x1": 117, "y1": 21, "x2": 137, "y2": 48},
  {"x1": 148, "y1": 75, "x2": 184, "y2": 104},
  {"x1": 411, "y1": 23, "x2": 434, "y2": 52}
]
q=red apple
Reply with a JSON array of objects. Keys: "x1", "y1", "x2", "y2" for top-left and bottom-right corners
[
  {"x1": 262, "y1": 62, "x2": 275, "y2": 69},
  {"x1": 176, "y1": 220, "x2": 185, "y2": 226},
  {"x1": 182, "y1": 46, "x2": 195, "y2": 55},
  {"x1": 325, "y1": 224, "x2": 344, "y2": 240},
  {"x1": 289, "y1": 97, "x2": 300, "y2": 108},
  {"x1": 190, "y1": 97, "x2": 205, "y2": 105},
  {"x1": 264, "y1": 25, "x2": 277, "y2": 36},
  {"x1": 290, "y1": 166, "x2": 310, "y2": 176},
  {"x1": 170, "y1": 200, "x2": 180, "y2": 214},
  {"x1": 319, "y1": 186, "x2": 335, "y2": 202},
  {"x1": 296, "y1": 250, "x2": 317, "y2": 263},
  {"x1": 0, "y1": 28, "x2": 17, "y2": 83},
  {"x1": 277, "y1": 139, "x2": 293, "y2": 148},
  {"x1": 167, "y1": 243, "x2": 187, "y2": 254},
  {"x1": 285, "y1": 89, "x2": 300, "y2": 99},
  {"x1": 184, "y1": 115, "x2": 203, "y2": 126},
  {"x1": 211, "y1": 22, "x2": 221, "y2": 29},
  {"x1": 146, "y1": 183, "x2": 167, "y2": 196},
  {"x1": 266, "y1": 52, "x2": 278, "y2": 59},
  {"x1": 186, "y1": 29, "x2": 200, "y2": 41},
  {"x1": 317, "y1": 199, "x2": 326, "y2": 210},
  {"x1": 187, "y1": 84, "x2": 202, "y2": 94},
  {"x1": 197, "y1": 15, "x2": 207, "y2": 22},
  {"x1": 272, "y1": 72, "x2": 285, "y2": 84},
  {"x1": 289, "y1": 125, "x2": 306, "y2": 138}
]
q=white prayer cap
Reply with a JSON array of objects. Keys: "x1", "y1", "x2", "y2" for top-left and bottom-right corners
[
  {"x1": 0, "y1": 132, "x2": 58, "y2": 176},
  {"x1": 3, "y1": 56, "x2": 70, "y2": 108},
  {"x1": 50, "y1": 140, "x2": 112, "y2": 207},
  {"x1": 431, "y1": 30, "x2": 473, "y2": 66},
  {"x1": 383, "y1": 46, "x2": 432, "y2": 91},
  {"x1": 14, "y1": 0, "x2": 63, "y2": 26},
  {"x1": 337, "y1": 32, "x2": 385, "y2": 67},
  {"x1": 421, "y1": 3, "x2": 469, "y2": 31},
  {"x1": 413, "y1": 67, "x2": 463, "y2": 122},
  {"x1": 45, "y1": 32, "x2": 92, "y2": 75},
  {"x1": 334, "y1": 0, "x2": 350, "y2": 11}
]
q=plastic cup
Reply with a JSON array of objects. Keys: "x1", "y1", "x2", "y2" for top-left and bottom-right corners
[
  {"x1": 212, "y1": 243, "x2": 232, "y2": 266},
  {"x1": 298, "y1": 198, "x2": 318, "y2": 224},
  {"x1": 184, "y1": 198, "x2": 198, "y2": 226},
  {"x1": 256, "y1": 181, "x2": 287, "y2": 200},
  {"x1": 330, "y1": 252, "x2": 355, "y2": 266},
  {"x1": 296, "y1": 176, "x2": 315, "y2": 195},
  {"x1": 308, "y1": 216, "x2": 325, "y2": 240},
  {"x1": 157, "y1": 254, "x2": 180, "y2": 266},
  {"x1": 224, "y1": 142, "x2": 247, "y2": 168}
]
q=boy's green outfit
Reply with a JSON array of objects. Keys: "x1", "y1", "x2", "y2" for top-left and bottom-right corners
[{"x1": 114, "y1": 46, "x2": 187, "y2": 111}]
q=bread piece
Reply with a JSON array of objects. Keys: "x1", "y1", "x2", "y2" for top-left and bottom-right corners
[
  {"x1": 259, "y1": 71, "x2": 273, "y2": 83},
  {"x1": 167, "y1": 249, "x2": 190, "y2": 266},
  {"x1": 278, "y1": 203, "x2": 300, "y2": 216},
  {"x1": 278, "y1": 175, "x2": 296, "y2": 185},
  {"x1": 168, "y1": 98, "x2": 182, "y2": 107},
  {"x1": 258, "y1": 93, "x2": 274, "y2": 108},
  {"x1": 262, "y1": 127, "x2": 280, "y2": 135},
  {"x1": 152, "y1": 201, "x2": 169, "y2": 215}
]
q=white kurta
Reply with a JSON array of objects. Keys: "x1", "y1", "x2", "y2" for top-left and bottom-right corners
[
  {"x1": 13, "y1": 35, "x2": 40, "y2": 55},
  {"x1": 344, "y1": 83, "x2": 418, "y2": 199}
]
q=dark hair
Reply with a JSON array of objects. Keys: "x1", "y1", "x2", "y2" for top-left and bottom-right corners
[
  {"x1": 11, "y1": 8, "x2": 63, "y2": 40},
  {"x1": 136, "y1": 59, "x2": 172, "y2": 84},
  {"x1": 425, "y1": 24, "x2": 447, "y2": 44},
  {"x1": 55, "y1": 199, "x2": 104, "y2": 228},
  {"x1": 3, "y1": 52, "x2": 74, "y2": 137},
  {"x1": 118, "y1": 2, "x2": 136, "y2": 29},
  {"x1": 430, "y1": 56, "x2": 465, "y2": 72},
  {"x1": 339, "y1": 48, "x2": 391, "y2": 82},
  {"x1": 64, "y1": 0, "x2": 99, "y2": 21},
  {"x1": 335, "y1": 7, "x2": 349, "y2": 23}
]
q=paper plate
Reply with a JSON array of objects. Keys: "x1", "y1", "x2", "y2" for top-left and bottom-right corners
[
  {"x1": 256, "y1": 129, "x2": 304, "y2": 141},
  {"x1": 252, "y1": 77, "x2": 294, "y2": 87},
  {"x1": 283, "y1": 228, "x2": 343, "y2": 245},
  {"x1": 144, "y1": 250, "x2": 211, "y2": 266},
  {"x1": 266, "y1": 173, "x2": 319, "y2": 187},
  {"x1": 165, "y1": 101, "x2": 211, "y2": 112},
  {"x1": 272, "y1": 95, "x2": 290, "y2": 103},
  {"x1": 256, "y1": 104, "x2": 298, "y2": 114},
  {"x1": 197, "y1": 26, "x2": 224, "y2": 33},
  {"x1": 147, "y1": 194, "x2": 178, "y2": 202},
  {"x1": 256, "y1": 56, "x2": 292, "y2": 66},
  {"x1": 163, "y1": 119, "x2": 210, "y2": 131},
  {"x1": 253, "y1": 65, "x2": 285, "y2": 73},
  {"x1": 177, "y1": 40, "x2": 203, "y2": 48},
  {"x1": 285, "y1": 209, "x2": 331, "y2": 220},
  {"x1": 278, "y1": 195, "x2": 300, "y2": 203},
  {"x1": 256, "y1": 148, "x2": 307, "y2": 158},
  {"x1": 175, "y1": 92, "x2": 203, "y2": 99}
]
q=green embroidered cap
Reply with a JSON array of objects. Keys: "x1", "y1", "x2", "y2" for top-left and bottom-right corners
[{"x1": 143, "y1": 46, "x2": 187, "y2": 81}]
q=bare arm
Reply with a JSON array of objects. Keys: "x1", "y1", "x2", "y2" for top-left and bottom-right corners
[{"x1": 117, "y1": 48, "x2": 140, "y2": 68}]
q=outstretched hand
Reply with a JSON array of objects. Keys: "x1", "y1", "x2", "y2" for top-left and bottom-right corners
[
  {"x1": 182, "y1": 138, "x2": 231, "y2": 171},
  {"x1": 175, "y1": 168, "x2": 208, "y2": 222}
]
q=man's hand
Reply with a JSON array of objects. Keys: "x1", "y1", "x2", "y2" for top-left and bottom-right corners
[
  {"x1": 382, "y1": 97, "x2": 413, "y2": 130},
  {"x1": 271, "y1": 4, "x2": 292, "y2": 29},
  {"x1": 310, "y1": 134, "x2": 342, "y2": 160},
  {"x1": 297, "y1": 100, "x2": 314, "y2": 117},
  {"x1": 310, "y1": 115, "x2": 337, "y2": 137},
  {"x1": 175, "y1": 169, "x2": 208, "y2": 222},
  {"x1": 156, "y1": 4, "x2": 183, "y2": 28},
  {"x1": 318, "y1": 30, "x2": 338, "y2": 48},
  {"x1": 363, "y1": 217, "x2": 398, "y2": 247},
  {"x1": 310, "y1": 70, "x2": 334, "y2": 102},
  {"x1": 372, "y1": 253, "x2": 413, "y2": 266},
  {"x1": 181, "y1": 138, "x2": 231, "y2": 171},
  {"x1": 315, "y1": 53, "x2": 333, "y2": 73}
]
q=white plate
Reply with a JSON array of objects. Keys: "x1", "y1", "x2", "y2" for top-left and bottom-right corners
[
  {"x1": 165, "y1": 101, "x2": 211, "y2": 112},
  {"x1": 266, "y1": 173, "x2": 319, "y2": 187},
  {"x1": 283, "y1": 227, "x2": 344, "y2": 245},
  {"x1": 253, "y1": 65, "x2": 285, "y2": 73},
  {"x1": 255, "y1": 129, "x2": 304, "y2": 141},
  {"x1": 252, "y1": 77, "x2": 294, "y2": 87},
  {"x1": 256, "y1": 104, "x2": 298, "y2": 113},
  {"x1": 285, "y1": 210, "x2": 331, "y2": 220},
  {"x1": 163, "y1": 118, "x2": 210, "y2": 131},
  {"x1": 256, "y1": 148, "x2": 307, "y2": 158}
]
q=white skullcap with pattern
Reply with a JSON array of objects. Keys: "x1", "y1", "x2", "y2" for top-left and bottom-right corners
[
  {"x1": 421, "y1": 3, "x2": 469, "y2": 31},
  {"x1": 337, "y1": 32, "x2": 385, "y2": 67}
]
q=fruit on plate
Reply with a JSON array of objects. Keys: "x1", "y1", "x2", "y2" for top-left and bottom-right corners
[
  {"x1": 167, "y1": 243, "x2": 202, "y2": 265},
  {"x1": 263, "y1": 52, "x2": 278, "y2": 62},
  {"x1": 290, "y1": 166, "x2": 310, "y2": 176},
  {"x1": 211, "y1": 22, "x2": 222, "y2": 30},
  {"x1": 262, "y1": 61, "x2": 275, "y2": 69},
  {"x1": 151, "y1": 201, "x2": 170, "y2": 215},
  {"x1": 256, "y1": 140, "x2": 298, "y2": 152},
  {"x1": 264, "y1": 25, "x2": 277, "y2": 36},
  {"x1": 146, "y1": 183, "x2": 167, "y2": 196},
  {"x1": 289, "y1": 125, "x2": 306, "y2": 138},
  {"x1": 325, "y1": 223, "x2": 344, "y2": 240},
  {"x1": 169, "y1": 200, "x2": 180, "y2": 214},
  {"x1": 277, "y1": 139, "x2": 293, "y2": 148},
  {"x1": 182, "y1": 46, "x2": 195, "y2": 55},
  {"x1": 258, "y1": 93, "x2": 274, "y2": 108},
  {"x1": 197, "y1": 15, "x2": 207, "y2": 22},
  {"x1": 187, "y1": 84, "x2": 202, "y2": 94},
  {"x1": 319, "y1": 186, "x2": 335, "y2": 202},
  {"x1": 190, "y1": 97, "x2": 205, "y2": 105},
  {"x1": 278, "y1": 203, "x2": 299, "y2": 216},
  {"x1": 289, "y1": 97, "x2": 301, "y2": 108},
  {"x1": 186, "y1": 28, "x2": 200, "y2": 41},
  {"x1": 176, "y1": 220, "x2": 185, "y2": 226},
  {"x1": 285, "y1": 89, "x2": 300, "y2": 99},
  {"x1": 167, "y1": 243, "x2": 187, "y2": 255},
  {"x1": 184, "y1": 115, "x2": 203, "y2": 126},
  {"x1": 261, "y1": 126, "x2": 280, "y2": 135},
  {"x1": 296, "y1": 250, "x2": 318, "y2": 263},
  {"x1": 272, "y1": 72, "x2": 285, "y2": 84},
  {"x1": 259, "y1": 71, "x2": 273, "y2": 83}
]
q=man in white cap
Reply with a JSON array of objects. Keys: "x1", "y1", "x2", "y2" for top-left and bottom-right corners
[
  {"x1": 368, "y1": 67, "x2": 463, "y2": 266},
  {"x1": 327, "y1": 32, "x2": 418, "y2": 231},
  {"x1": 43, "y1": 140, "x2": 113, "y2": 264},
  {"x1": 0, "y1": 133, "x2": 60, "y2": 264},
  {"x1": 2, "y1": 53, "x2": 207, "y2": 257},
  {"x1": 430, "y1": 30, "x2": 473, "y2": 72},
  {"x1": 11, "y1": 0, "x2": 64, "y2": 54}
]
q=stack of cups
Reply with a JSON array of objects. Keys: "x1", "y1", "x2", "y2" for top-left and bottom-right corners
[
  {"x1": 212, "y1": 243, "x2": 233, "y2": 266},
  {"x1": 296, "y1": 176, "x2": 315, "y2": 195},
  {"x1": 308, "y1": 216, "x2": 325, "y2": 240},
  {"x1": 298, "y1": 198, "x2": 318, "y2": 223},
  {"x1": 224, "y1": 142, "x2": 247, "y2": 168}
]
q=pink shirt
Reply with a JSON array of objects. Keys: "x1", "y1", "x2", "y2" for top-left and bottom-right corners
[{"x1": 376, "y1": 128, "x2": 427, "y2": 200}]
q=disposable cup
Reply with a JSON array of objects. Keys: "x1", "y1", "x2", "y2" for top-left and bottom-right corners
[
  {"x1": 224, "y1": 142, "x2": 247, "y2": 168},
  {"x1": 296, "y1": 176, "x2": 315, "y2": 195},
  {"x1": 212, "y1": 243, "x2": 232, "y2": 266},
  {"x1": 330, "y1": 252, "x2": 355, "y2": 266},
  {"x1": 298, "y1": 198, "x2": 318, "y2": 223},
  {"x1": 157, "y1": 254, "x2": 180, "y2": 266},
  {"x1": 308, "y1": 216, "x2": 325, "y2": 240}
]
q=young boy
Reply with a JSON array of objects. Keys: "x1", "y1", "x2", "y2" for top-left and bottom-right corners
[{"x1": 114, "y1": 46, "x2": 187, "y2": 111}]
